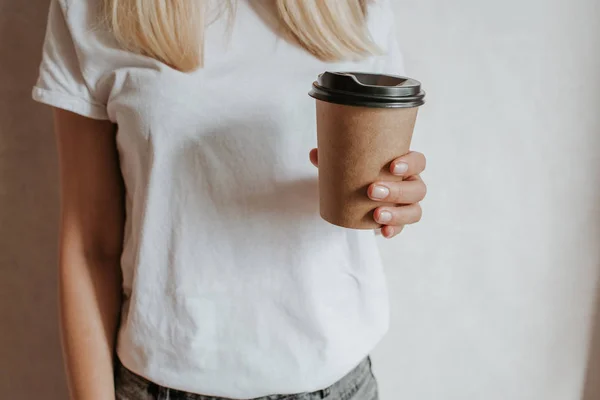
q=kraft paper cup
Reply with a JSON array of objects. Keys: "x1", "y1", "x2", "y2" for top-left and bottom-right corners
[{"x1": 309, "y1": 72, "x2": 425, "y2": 229}]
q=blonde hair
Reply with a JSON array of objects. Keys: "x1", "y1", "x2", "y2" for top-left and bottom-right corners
[{"x1": 103, "y1": 0, "x2": 378, "y2": 72}]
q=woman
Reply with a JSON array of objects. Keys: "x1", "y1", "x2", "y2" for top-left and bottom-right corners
[{"x1": 33, "y1": 0, "x2": 427, "y2": 399}]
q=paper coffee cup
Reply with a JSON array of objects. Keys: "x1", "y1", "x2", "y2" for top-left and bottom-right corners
[{"x1": 309, "y1": 72, "x2": 425, "y2": 229}]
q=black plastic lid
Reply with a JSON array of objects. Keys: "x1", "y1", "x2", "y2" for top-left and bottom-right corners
[{"x1": 309, "y1": 72, "x2": 425, "y2": 108}]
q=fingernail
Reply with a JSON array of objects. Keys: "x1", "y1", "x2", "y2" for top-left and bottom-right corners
[
  {"x1": 385, "y1": 227, "x2": 395, "y2": 238},
  {"x1": 393, "y1": 162, "x2": 409, "y2": 175},
  {"x1": 377, "y1": 211, "x2": 393, "y2": 223},
  {"x1": 370, "y1": 185, "x2": 390, "y2": 200}
]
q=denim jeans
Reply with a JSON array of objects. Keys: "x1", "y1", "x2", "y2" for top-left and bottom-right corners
[{"x1": 115, "y1": 357, "x2": 379, "y2": 400}]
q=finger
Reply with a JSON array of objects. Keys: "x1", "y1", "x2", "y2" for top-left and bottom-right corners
[
  {"x1": 373, "y1": 203, "x2": 422, "y2": 226},
  {"x1": 390, "y1": 151, "x2": 426, "y2": 177},
  {"x1": 381, "y1": 225, "x2": 404, "y2": 239},
  {"x1": 309, "y1": 148, "x2": 318, "y2": 168},
  {"x1": 368, "y1": 176, "x2": 427, "y2": 204}
]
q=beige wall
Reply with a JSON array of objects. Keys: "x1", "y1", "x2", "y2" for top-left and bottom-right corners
[
  {"x1": 1, "y1": 1, "x2": 599, "y2": 400},
  {"x1": 1, "y1": 0, "x2": 68, "y2": 398}
]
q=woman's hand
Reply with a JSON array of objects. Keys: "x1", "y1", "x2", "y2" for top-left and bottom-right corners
[{"x1": 309, "y1": 149, "x2": 427, "y2": 239}]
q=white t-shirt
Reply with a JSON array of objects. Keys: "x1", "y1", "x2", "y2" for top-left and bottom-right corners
[{"x1": 33, "y1": 0, "x2": 405, "y2": 397}]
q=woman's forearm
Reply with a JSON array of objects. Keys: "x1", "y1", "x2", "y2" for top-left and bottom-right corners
[
  {"x1": 53, "y1": 109, "x2": 125, "y2": 400},
  {"x1": 59, "y1": 251, "x2": 122, "y2": 400}
]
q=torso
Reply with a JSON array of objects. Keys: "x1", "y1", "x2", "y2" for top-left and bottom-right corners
[{"x1": 56, "y1": 0, "x2": 401, "y2": 397}]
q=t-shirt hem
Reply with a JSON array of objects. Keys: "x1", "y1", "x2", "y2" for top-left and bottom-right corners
[
  {"x1": 116, "y1": 321, "x2": 389, "y2": 399},
  {"x1": 32, "y1": 86, "x2": 109, "y2": 120}
]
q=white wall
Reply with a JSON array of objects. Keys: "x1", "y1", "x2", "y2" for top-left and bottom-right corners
[{"x1": 374, "y1": 1, "x2": 600, "y2": 399}]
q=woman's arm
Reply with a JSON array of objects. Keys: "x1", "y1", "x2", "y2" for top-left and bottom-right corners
[{"x1": 54, "y1": 109, "x2": 125, "y2": 399}]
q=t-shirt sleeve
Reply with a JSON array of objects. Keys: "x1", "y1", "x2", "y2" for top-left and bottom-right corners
[{"x1": 32, "y1": 0, "x2": 109, "y2": 120}]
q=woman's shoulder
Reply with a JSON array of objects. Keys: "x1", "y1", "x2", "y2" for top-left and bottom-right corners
[
  {"x1": 34, "y1": 0, "x2": 155, "y2": 120},
  {"x1": 55, "y1": 0, "x2": 103, "y2": 24},
  {"x1": 48, "y1": 0, "x2": 158, "y2": 74},
  {"x1": 59, "y1": 0, "x2": 103, "y2": 13},
  {"x1": 57, "y1": 0, "x2": 113, "y2": 41},
  {"x1": 34, "y1": 0, "x2": 112, "y2": 119},
  {"x1": 48, "y1": 0, "x2": 111, "y2": 50}
]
